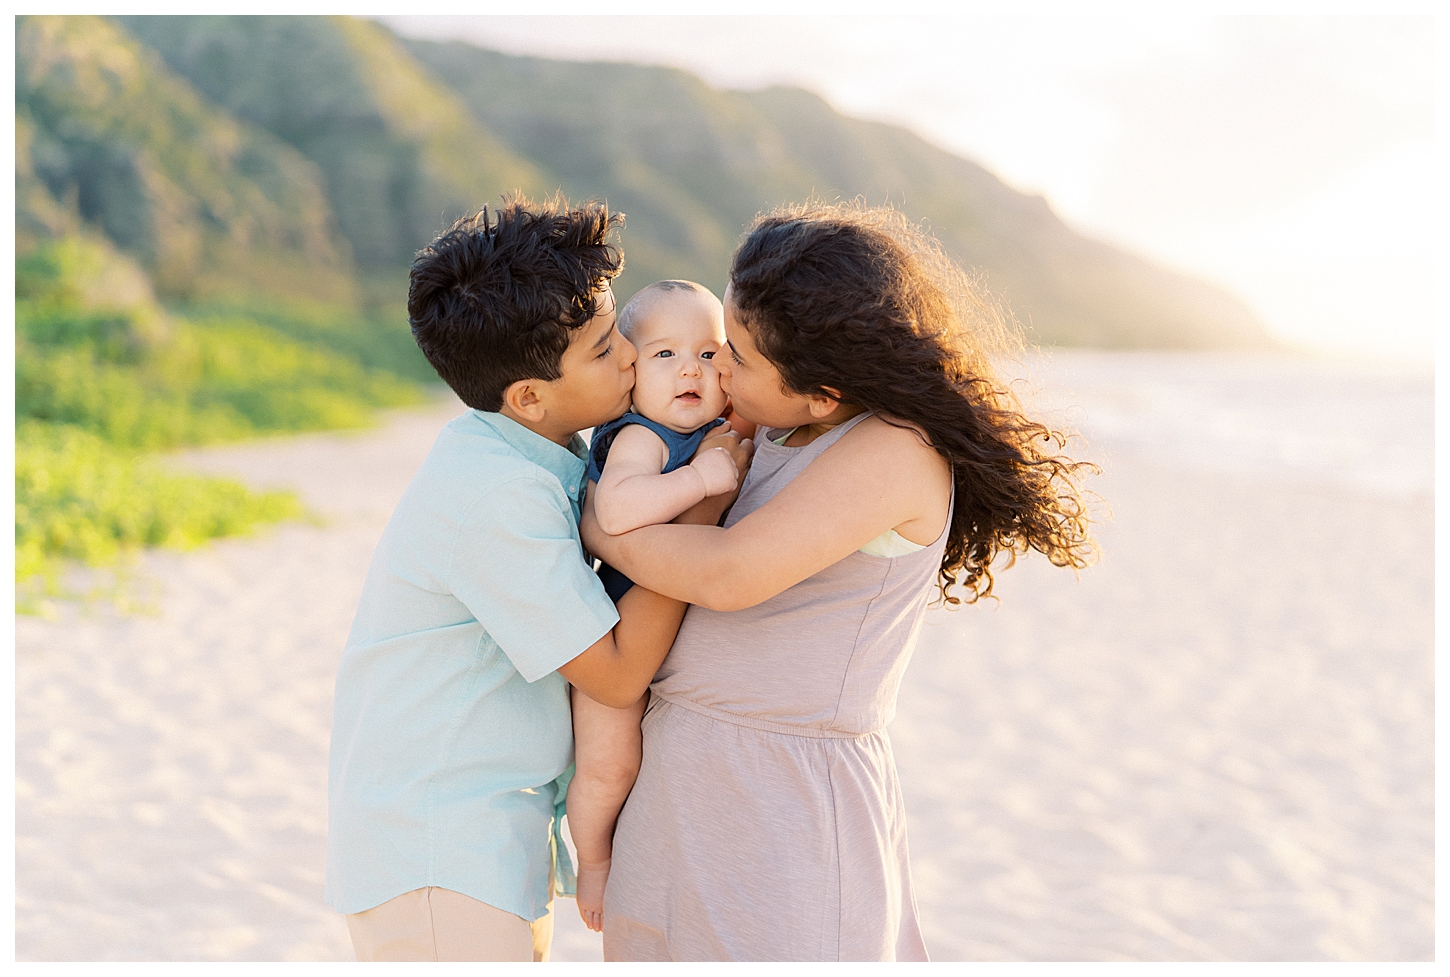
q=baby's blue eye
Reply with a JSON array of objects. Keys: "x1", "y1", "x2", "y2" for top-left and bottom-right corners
[
  {"x1": 701, "y1": 350, "x2": 715, "y2": 360},
  {"x1": 656, "y1": 350, "x2": 674, "y2": 358}
]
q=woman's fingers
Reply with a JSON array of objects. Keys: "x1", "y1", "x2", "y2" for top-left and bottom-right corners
[
  {"x1": 729, "y1": 437, "x2": 754, "y2": 479},
  {"x1": 695, "y1": 428, "x2": 741, "y2": 457}
]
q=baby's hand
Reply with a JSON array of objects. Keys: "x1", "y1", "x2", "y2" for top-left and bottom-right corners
[
  {"x1": 681, "y1": 430, "x2": 754, "y2": 522},
  {"x1": 690, "y1": 446, "x2": 739, "y2": 496}
]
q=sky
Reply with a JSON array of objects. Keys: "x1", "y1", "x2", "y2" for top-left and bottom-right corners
[{"x1": 380, "y1": 14, "x2": 1437, "y2": 362}]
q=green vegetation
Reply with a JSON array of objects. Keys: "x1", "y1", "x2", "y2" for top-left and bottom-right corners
[
  {"x1": 17, "y1": 238, "x2": 422, "y2": 449},
  {"x1": 113, "y1": 14, "x2": 549, "y2": 270},
  {"x1": 16, "y1": 14, "x2": 351, "y2": 302},
  {"x1": 174, "y1": 286, "x2": 437, "y2": 387},
  {"x1": 14, "y1": 236, "x2": 425, "y2": 594},
  {"x1": 15, "y1": 421, "x2": 303, "y2": 587},
  {"x1": 17, "y1": 306, "x2": 420, "y2": 450}
]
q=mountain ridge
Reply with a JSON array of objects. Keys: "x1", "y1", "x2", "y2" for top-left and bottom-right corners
[{"x1": 17, "y1": 14, "x2": 1276, "y2": 350}]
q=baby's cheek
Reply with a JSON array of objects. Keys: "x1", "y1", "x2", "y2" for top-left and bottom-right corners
[{"x1": 705, "y1": 376, "x2": 730, "y2": 412}]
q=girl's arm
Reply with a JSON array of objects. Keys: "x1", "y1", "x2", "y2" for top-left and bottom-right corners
[
  {"x1": 593, "y1": 423, "x2": 740, "y2": 536},
  {"x1": 581, "y1": 414, "x2": 951, "y2": 612}
]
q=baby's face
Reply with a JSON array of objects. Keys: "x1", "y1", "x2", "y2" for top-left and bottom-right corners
[{"x1": 627, "y1": 292, "x2": 729, "y2": 434}]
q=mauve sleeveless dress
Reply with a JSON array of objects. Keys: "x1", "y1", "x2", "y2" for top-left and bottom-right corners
[{"x1": 602, "y1": 412, "x2": 944, "y2": 961}]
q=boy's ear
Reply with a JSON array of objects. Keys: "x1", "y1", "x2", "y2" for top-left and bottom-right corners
[
  {"x1": 502, "y1": 378, "x2": 548, "y2": 422},
  {"x1": 806, "y1": 386, "x2": 843, "y2": 419}
]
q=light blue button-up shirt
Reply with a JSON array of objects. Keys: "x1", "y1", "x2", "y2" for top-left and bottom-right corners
[{"x1": 325, "y1": 411, "x2": 619, "y2": 920}]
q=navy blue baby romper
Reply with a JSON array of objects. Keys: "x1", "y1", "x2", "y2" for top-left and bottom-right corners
[{"x1": 585, "y1": 411, "x2": 727, "y2": 602}]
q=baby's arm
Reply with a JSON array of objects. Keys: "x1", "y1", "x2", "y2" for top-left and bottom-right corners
[{"x1": 593, "y1": 423, "x2": 739, "y2": 536}]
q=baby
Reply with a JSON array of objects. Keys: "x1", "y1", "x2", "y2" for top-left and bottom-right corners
[{"x1": 568, "y1": 280, "x2": 747, "y2": 931}]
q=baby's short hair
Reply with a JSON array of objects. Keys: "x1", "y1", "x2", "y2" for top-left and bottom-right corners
[
  {"x1": 408, "y1": 195, "x2": 624, "y2": 411},
  {"x1": 616, "y1": 280, "x2": 710, "y2": 340}
]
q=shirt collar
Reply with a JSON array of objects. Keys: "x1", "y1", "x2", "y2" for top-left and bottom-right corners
[{"x1": 473, "y1": 411, "x2": 589, "y2": 501}]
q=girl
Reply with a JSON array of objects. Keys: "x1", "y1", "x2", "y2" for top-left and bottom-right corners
[{"x1": 580, "y1": 201, "x2": 1096, "y2": 961}]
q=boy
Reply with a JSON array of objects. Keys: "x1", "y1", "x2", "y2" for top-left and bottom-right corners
[{"x1": 324, "y1": 197, "x2": 747, "y2": 961}]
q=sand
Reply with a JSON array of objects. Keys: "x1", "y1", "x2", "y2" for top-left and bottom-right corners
[{"x1": 13, "y1": 353, "x2": 1433, "y2": 961}]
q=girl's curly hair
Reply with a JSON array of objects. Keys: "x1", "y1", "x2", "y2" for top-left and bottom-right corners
[{"x1": 729, "y1": 200, "x2": 1097, "y2": 604}]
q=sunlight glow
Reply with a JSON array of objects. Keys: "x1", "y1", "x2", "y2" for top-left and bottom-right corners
[{"x1": 381, "y1": 14, "x2": 1436, "y2": 361}]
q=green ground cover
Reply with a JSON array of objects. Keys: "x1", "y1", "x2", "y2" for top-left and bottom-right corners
[
  {"x1": 15, "y1": 421, "x2": 304, "y2": 584},
  {"x1": 15, "y1": 237, "x2": 428, "y2": 595}
]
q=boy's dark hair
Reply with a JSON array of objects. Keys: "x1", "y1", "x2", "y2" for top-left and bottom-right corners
[{"x1": 408, "y1": 195, "x2": 625, "y2": 411}]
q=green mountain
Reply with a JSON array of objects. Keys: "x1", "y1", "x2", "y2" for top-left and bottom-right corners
[
  {"x1": 16, "y1": 15, "x2": 351, "y2": 302},
  {"x1": 115, "y1": 15, "x2": 550, "y2": 270},
  {"x1": 18, "y1": 14, "x2": 1274, "y2": 350},
  {"x1": 403, "y1": 40, "x2": 1269, "y2": 349}
]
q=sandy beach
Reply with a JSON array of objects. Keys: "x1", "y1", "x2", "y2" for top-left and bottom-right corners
[{"x1": 14, "y1": 351, "x2": 1433, "y2": 961}]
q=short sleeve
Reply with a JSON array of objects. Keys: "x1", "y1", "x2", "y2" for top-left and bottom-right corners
[{"x1": 449, "y1": 474, "x2": 619, "y2": 683}]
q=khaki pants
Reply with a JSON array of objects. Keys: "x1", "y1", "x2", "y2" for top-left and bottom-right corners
[{"x1": 345, "y1": 886, "x2": 554, "y2": 962}]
